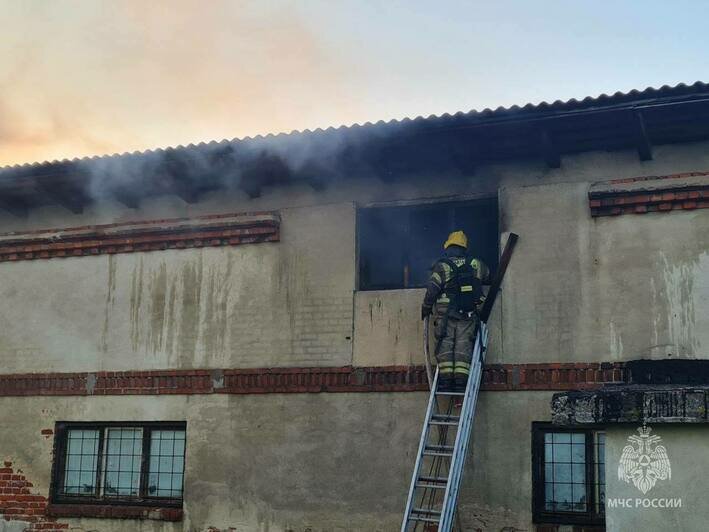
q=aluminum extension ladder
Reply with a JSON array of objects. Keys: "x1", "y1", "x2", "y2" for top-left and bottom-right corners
[{"x1": 400, "y1": 322, "x2": 489, "y2": 532}]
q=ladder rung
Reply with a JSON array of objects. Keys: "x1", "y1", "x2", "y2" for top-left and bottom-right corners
[
  {"x1": 416, "y1": 481, "x2": 447, "y2": 489},
  {"x1": 412, "y1": 508, "x2": 441, "y2": 516},
  {"x1": 419, "y1": 475, "x2": 448, "y2": 484},
  {"x1": 430, "y1": 421, "x2": 458, "y2": 427},
  {"x1": 431, "y1": 414, "x2": 460, "y2": 422},
  {"x1": 423, "y1": 450, "x2": 452, "y2": 457},
  {"x1": 423, "y1": 445, "x2": 454, "y2": 457},
  {"x1": 430, "y1": 415, "x2": 460, "y2": 425},
  {"x1": 436, "y1": 391, "x2": 465, "y2": 396},
  {"x1": 426, "y1": 444, "x2": 454, "y2": 451},
  {"x1": 408, "y1": 514, "x2": 440, "y2": 523}
]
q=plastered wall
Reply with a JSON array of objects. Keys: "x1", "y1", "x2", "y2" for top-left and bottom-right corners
[
  {"x1": 500, "y1": 181, "x2": 709, "y2": 363},
  {"x1": 0, "y1": 141, "x2": 709, "y2": 530},
  {"x1": 0, "y1": 390, "x2": 556, "y2": 532},
  {"x1": 0, "y1": 203, "x2": 355, "y2": 372}
]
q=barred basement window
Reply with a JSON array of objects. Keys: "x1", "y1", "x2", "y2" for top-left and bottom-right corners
[
  {"x1": 50, "y1": 422, "x2": 186, "y2": 507},
  {"x1": 532, "y1": 423, "x2": 605, "y2": 526}
]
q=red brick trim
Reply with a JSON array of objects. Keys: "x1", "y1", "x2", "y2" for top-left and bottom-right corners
[
  {"x1": 589, "y1": 171, "x2": 709, "y2": 216},
  {"x1": 0, "y1": 211, "x2": 279, "y2": 262},
  {"x1": 46, "y1": 504, "x2": 182, "y2": 521},
  {"x1": 0, "y1": 363, "x2": 627, "y2": 397},
  {"x1": 482, "y1": 362, "x2": 627, "y2": 391}
]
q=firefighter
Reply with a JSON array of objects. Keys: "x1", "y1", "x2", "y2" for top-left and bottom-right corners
[{"x1": 421, "y1": 230, "x2": 490, "y2": 391}]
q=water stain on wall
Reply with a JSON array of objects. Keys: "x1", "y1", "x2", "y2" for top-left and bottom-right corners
[
  {"x1": 100, "y1": 254, "x2": 117, "y2": 353},
  {"x1": 658, "y1": 251, "x2": 703, "y2": 356},
  {"x1": 116, "y1": 251, "x2": 242, "y2": 367},
  {"x1": 642, "y1": 221, "x2": 708, "y2": 359},
  {"x1": 176, "y1": 255, "x2": 204, "y2": 367},
  {"x1": 147, "y1": 261, "x2": 168, "y2": 355},
  {"x1": 202, "y1": 253, "x2": 233, "y2": 364},
  {"x1": 129, "y1": 257, "x2": 145, "y2": 351}
]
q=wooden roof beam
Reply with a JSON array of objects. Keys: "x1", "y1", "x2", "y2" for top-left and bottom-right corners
[
  {"x1": 34, "y1": 178, "x2": 88, "y2": 214},
  {"x1": 449, "y1": 135, "x2": 478, "y2": 176},
  {"x1": 113, "y1": 188, "x2": 141, "y2": 209},
  {"x1": 172, "y1": 179, "x2": 202, "y2": 204},
  {"x1": 0, "y1": 194, "x2": 28, "y2": 217},
  {"x1": 634, "y1": 110, "x2": 653, "y2": 161},
  {"x1": 539, "y1": 126, "x2": 561, "y2": 168}
]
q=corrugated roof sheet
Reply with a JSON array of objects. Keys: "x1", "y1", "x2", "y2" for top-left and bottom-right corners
[{"x1": 3, "y1": 80, "x2": 708, "y2": 173}]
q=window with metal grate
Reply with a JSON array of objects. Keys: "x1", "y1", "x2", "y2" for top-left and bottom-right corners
[{"x1": 50, "y1": 422, "x2": 186, "y2": 507}]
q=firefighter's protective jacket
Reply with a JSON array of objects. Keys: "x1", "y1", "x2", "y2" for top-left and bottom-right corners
[{"x1": 422, "y1": 246, "x2": 490, "y2": 319}]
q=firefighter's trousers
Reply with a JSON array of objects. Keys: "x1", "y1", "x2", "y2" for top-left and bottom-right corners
[{"x1": 433, "y1": 314, "x2": 478, "y2": 382}]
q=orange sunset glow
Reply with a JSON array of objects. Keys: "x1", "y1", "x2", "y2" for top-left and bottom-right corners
[{"x1": 1, "y1": 0, "x2": 706, "y2": 167}]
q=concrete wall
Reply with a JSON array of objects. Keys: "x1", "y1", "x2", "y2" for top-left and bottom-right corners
[
  {"x1": 0, "y1": 203, "x2": 355, "y2": 372},
  {"x1": 500, "y1": 181, "x2": 709, "y2": 363},
  {"x1": 458, "y1": 391, "x2": 553, "y2": 531},
  {"x1": 605, "y1": 425, "x2": 709, "y2": 532},
  {"x1": 1, "y1": 142, "x2": 709, "y2": 370},
  {"x1": 352, "y1": 289, "x2": 425, "y2": 367},
  {"x1": 1, "y1": 141, "x2": 709, "y2": 530},
  {"x1": 0, "y1": 393, "x2": 423, "y2": 532},
  {"x1": 0, "y1": 390, "x2": 556, "y2": 531}
]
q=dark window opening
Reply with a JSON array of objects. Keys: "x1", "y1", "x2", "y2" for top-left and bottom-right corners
[
  {"x1": 532, "y1": 423, "x2": 606, "y2": 526},
  {"x1": 50, "y1": 422, "x2": 186, "y2": 507},
  {"x1": 357, "y1": 198, "x2": 499, "y2": 290}
]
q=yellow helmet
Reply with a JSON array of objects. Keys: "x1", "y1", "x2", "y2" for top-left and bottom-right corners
[{"x1": 444, "y1": 230, "x2": 468, "y2": 249}]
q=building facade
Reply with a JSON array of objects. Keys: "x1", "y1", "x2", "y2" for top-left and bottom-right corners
[{"x1": 0, "y1": 82, "x2": 708, "y2": 531}]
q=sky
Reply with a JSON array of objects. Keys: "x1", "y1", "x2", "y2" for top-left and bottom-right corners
[{"x1": 1, "y1": 0, "x2": 708, "y2": 167}]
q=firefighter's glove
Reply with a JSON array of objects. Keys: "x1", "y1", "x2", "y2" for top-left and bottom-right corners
[{"x1": 421, "y1": 305, "x2": 432, "y2": 320}]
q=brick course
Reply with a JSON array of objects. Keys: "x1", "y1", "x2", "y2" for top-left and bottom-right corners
[
  {"x1": 0, "y1": 211, "x2": 279, "y2": 263},
  {"x1": 0, "y1": 362, "x2": 628, "y2": 397},
  {"x1": 589, "y1": 171, "x2": 709, "y2": 216}
]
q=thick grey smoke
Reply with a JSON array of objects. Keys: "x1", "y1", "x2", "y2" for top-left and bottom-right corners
[{"x1": 79, "y1": 124, "x2": 388, "y2": 203}]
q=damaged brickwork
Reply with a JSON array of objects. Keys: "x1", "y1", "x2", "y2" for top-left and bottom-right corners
[{"x1": 0, "y1": 460, "x2": 68, "y2": 531}]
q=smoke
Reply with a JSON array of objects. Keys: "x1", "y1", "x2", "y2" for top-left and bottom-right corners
[
  {"x1": 79, "y1": 119, "x2": 398, "y2": 202},
  {"x1": 0, "y1": 0, "x2": 366, "y2": 168}
]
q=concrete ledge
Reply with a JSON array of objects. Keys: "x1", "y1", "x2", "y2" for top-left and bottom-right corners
[{"x1": 552, "y1": 385, "x2": 709, "y2": 425}]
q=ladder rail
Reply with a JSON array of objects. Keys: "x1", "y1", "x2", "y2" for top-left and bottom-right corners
[
  {"x1": 401, "y1": 367, "x2": 441, "y2": 532},
  {"x1": 438, "y1": 322, "x2": 488, "y2": 531},
  {"x1": 401, "y1": 324, "x2": 488, "y2": 532}
]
